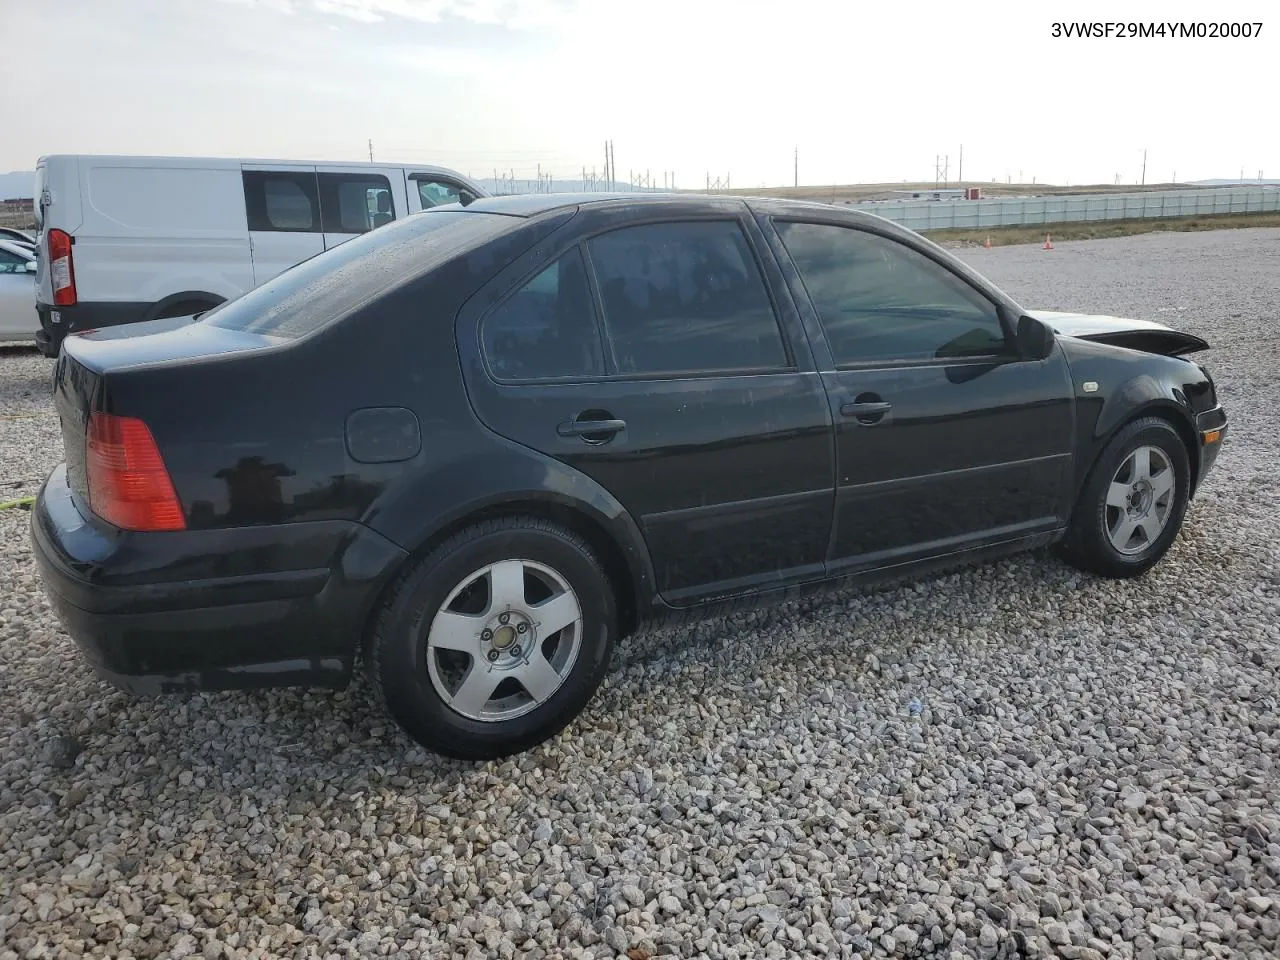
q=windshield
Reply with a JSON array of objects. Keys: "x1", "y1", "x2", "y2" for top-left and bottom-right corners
[{"x1": 203, "y1": 210, "x2": 515, "y2": 339}]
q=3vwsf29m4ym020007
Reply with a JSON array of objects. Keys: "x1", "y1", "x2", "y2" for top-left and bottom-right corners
[{"x1": 29, "y1": 194, "x2": 1227, "y2": 760}]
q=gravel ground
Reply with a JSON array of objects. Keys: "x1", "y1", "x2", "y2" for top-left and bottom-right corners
[{"x1": 1, "y1": 229, "x2": 1278, "y2": 960}]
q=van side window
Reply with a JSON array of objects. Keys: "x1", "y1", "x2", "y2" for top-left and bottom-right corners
[
  {"x1": 243, "y1": 172, "x2": 320, "y2": 232},
  {"x1": 413, "y1": 177, "x2": 478, "y2": 209},
  {"x1": 318, "y1": 173, "x2": 394, "y2": 233}
]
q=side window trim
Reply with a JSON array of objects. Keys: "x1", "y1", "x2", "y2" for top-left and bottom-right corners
[
  {"x1": 578, "y1": 241, "x2": 619, "y2": 375},
  {"x1": 770, "y1": 217, "x2": 1014, "y2": 369}
]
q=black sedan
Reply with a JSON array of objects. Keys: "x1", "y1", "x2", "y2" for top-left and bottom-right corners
[{"x1": 31, "y1": 194, "x2": 1228, "y2": 759}]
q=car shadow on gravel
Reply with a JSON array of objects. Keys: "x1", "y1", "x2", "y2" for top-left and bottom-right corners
[
  {"x1": 34, "y1": 502, "x2": 1241, "y2": 802},
  {"x1": 39, "y1": 549, "x2": 1099, "y2": 783}
]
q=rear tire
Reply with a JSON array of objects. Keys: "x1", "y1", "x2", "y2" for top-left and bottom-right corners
[
  {"x1": 364, "y1": 517, "x2": 617, "y2": 760},
  {"x1": 1059, "y1": 416, "x2": 1190, "y2": 579}
]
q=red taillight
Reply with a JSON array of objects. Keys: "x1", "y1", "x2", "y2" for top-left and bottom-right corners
[
  {"x1": 48, "y1": 228, "x2": 77, "y2": 306},
  {"x1": 86, "y1": 413, "x2": 186, "y2": 531}
]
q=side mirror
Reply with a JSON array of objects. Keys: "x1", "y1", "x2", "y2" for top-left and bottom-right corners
[
  {"x1": 25, "y1": 260, "x2": 37, "y2": 273},
  {"x1": 1016, "y1": 314, "x2": 1055, "y2": 361}
]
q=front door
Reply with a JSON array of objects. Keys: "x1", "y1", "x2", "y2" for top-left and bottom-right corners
[
  {"x1": 768, "y1": 218, "x2": 1075, "y2": 570},
  {"x1": 460, "y1": 210, "x2": 835, "y2": 604},
  {"x1": 241, "y1": 164, "x2": 325, "y2": 286}
]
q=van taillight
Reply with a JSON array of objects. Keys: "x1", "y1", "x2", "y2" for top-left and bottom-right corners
[
  {"x1": 86, "y1": 413, "x2": 186, "y2": 531},
  {"x1": 48, "y1": 228, "x2": 76, "y2": 306}
]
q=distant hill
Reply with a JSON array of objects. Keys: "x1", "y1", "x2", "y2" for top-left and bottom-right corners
[{"x1": 0, "y1": 171, "x2": 35, "y2": 200}]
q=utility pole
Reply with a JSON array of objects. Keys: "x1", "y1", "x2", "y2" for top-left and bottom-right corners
[
  {"x1": 1141, "y1": 148, "x2": 1147, "y2": 186},
  {"x1": 367, "y1": 139, "x2": 374, "y2": 163},
  {"x1": 958, "y1": 144, "x2": 963, "y2": 183}
]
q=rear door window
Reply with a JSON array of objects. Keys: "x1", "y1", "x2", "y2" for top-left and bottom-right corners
[
  {"x1": 481, "y1": 247, "x2": 605, "y2": 381},
  {"x1": 585, "y1": 221, "x2": 788, "y2": 376},
  {"x1": 318, "y1": 173, "x2": 394, "y2": 233},
  {"x1": 243, "y1": 171, "x2": 321, "y2": 232}
]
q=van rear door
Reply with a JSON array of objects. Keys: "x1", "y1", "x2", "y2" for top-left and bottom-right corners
[
  {"x1": 241, "y1": 163, "x2": 325, "y2": 285},
  {"x1": 314, "y1": 165, "x2": 407, "y2": 250}
]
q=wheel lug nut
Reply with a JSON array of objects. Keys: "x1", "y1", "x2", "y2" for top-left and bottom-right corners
[
  {"x1": 516, "y1": 622, "x2": 528, "y2": 634},
  {"x1": 487, "y1": 650, "x2": 500, "y2": 662},
  {"x1": 499, "y1": 612, "x2": 510, "y2": 625},
  {"x1": 511, "y1": 645, "x2": 522, "y2": 658},
  {"x1": 481, "y1": 628, "x2": 493, "y2": 641}
]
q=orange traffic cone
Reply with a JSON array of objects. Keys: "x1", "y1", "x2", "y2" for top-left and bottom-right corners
[
  {"x1": 984, "y1": 236, "x2": 992, "y2": 249},
  {"x1": 1043, "y1": 233, "x2": 1054, "y2": 250}
]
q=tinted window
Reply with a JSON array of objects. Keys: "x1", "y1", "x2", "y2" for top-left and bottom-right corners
[
  {"x1": 0, "y1": 248, "x2": 26, "y2": 272},
  {"x1": 243, "y1": 171, "x2": 320, "y2": 232},
  {"x1": 204, "y1": 211, "x2": 512, "y2": 339},
  {"x1": 776, "y1": 222, "x2": 1009, "y2": 364},
  {"x1": 319, "y1": 173, "x2": 394, "y2": 233},
  {"x1": 587, "y1": 221, "x2": 786, "y2": 375},
  {"x1": 482, "y1": 248, "x2": 604, "y2": 381},
  {"x1": 415, "y1": 177, "x2": 478, "y2": 209}
]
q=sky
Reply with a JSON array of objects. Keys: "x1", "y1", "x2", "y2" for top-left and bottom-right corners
[{"x1": 0, "y1": 0, "x2": 1275, "y2": 188}]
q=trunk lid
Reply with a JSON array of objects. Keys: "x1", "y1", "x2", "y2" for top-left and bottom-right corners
[
  {"x1": 53, "y1": 321, "x2": 283, "y2": 510},
  {"x1": 1030, "y1": 310, "x2": 1209, "y2": 357}
]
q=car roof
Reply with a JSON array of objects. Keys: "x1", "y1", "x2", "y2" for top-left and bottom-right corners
[{"x1": 453, "y1": 191, "x2": 893, "y2": 225}]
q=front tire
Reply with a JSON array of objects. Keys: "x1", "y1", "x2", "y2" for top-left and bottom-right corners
[
  {"x1": 1059, "y1": 416, "x2": 1191, "y2": 579},
  {"x1": 364, "y1": 517, "x2": 617, "y2": 760}
]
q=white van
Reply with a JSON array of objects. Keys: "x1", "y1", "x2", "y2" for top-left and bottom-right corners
[{"x1": 32, "y1": 154, "x2": 488, "y2": 355}]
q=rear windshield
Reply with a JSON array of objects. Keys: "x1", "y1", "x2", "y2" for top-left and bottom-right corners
[{"x1": 203, "y1": 210, "x2": 515, "y2": 339}]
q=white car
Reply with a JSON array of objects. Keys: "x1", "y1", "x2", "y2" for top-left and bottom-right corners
[
  {"x1": 32, "y1": 154, "x2": 489, "y2": 355},
  {"x1": 0, "y1": 227, "x2": 36, "y2": 247},
  {"x1": 0, "y1": 239, "x2": 39, "y2": 344}
]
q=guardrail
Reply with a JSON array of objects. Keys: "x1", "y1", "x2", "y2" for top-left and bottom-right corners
[{"x1": 849, "y1": 186, "x2": 1280, "y2": 231}]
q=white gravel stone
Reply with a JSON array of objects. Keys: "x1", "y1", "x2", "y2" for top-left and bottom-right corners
[{"x1": 2, "y1": 229, "x2": 1280, "y2": 958}]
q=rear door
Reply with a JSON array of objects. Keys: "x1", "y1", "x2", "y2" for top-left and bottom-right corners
[
  {"x1": 241, "y1": 164, "x2": 324, "y2": 285},
  {"x1": 315, "y1": 166, "x2": 407, "y2": 250},
  {"x1": 458, "y1": 202, "x2": 836, "y2": 604},
  {"x1": 765, "y1": 216, "x2": 1075, "y2": 570}
]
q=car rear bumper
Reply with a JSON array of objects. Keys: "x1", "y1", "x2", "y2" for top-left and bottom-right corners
[{"x1": 30, "y1": 463, "x2": 408, "y2": 693}]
